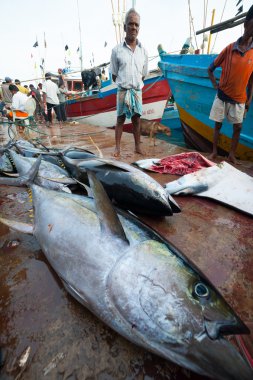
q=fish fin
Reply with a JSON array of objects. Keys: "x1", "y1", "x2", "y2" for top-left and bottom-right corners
[
  {"x1": 0, "y1": 216, "x2": 34, "y2": 234},
  {"x1": 1, "y1": 172, "x2": 19, "y2": 177},
  {"x1": 167, "y1": 194, "x2": 181, "y2": 213},
  {"x1": 87, "y1": 170, "x2": 129, "y2": 244},
  {"x1": 73, "y1": 177, "x2": 93, "y2": 197},
  {"x1": 38, "y1": 176, "x2": 76, "y2": 184},
  {"x1": 22, "y1": 155, "x2": 42, "y2": 186},
  {"x1": 165, "y1": 183, "x2": 208, "y2": 195},
  {"x1": 0, "y1": 155, "x2": 41, "y2": 187},
  {"x1": 79, "y1": 158, "x2": 130, "y2": 173}
]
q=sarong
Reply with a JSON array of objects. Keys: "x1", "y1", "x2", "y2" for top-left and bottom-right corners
[{"x1": 117, "y1": 88, "x2": 142, "y2": 119}]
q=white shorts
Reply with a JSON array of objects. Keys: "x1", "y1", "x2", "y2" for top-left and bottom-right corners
[{"x1": 209, "y1": 95, "x2": 245, "y2": 124}]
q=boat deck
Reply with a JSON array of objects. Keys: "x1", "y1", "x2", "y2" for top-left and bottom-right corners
[{"x1": 0, "y1": 121, "x2": 252, "y2": 379}]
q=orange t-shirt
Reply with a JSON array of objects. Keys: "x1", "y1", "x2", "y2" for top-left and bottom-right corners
[{"x1": 213, "y1": 42, "x2": 253, "y2": 103}]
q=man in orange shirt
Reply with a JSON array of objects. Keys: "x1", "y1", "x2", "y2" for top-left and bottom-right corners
[{"x1": 208, "y1": 5, "x2": 253, "y2": 164}]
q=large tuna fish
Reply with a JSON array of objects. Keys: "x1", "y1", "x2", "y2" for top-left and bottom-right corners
[
  {"x1": 13, "y1": 141, "x2": 98, "y2": 166},
  {"x1": 61, "y1": 156, "x2": 180, "y2": 215},
  {"x1": 0, "y1": 173, "x2": 251, "y2": 380},
  {"x1": 6, "y1": 150, "x2": 75, "y2": 192}
]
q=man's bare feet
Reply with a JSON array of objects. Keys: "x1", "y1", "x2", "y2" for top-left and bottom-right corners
[
  {"x1": 113, "y1": 148, "x2": 121, "y2": 158},
  {"x1": 227, "y1": 155, "x2": 240, "y2": 165},
  {"x1": 135, "y1": 148, "x2": 145, "y2": 155}
]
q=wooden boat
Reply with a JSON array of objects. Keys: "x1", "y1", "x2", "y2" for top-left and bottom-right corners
[
  {"x1": 65, "y1": 69, "x2": 171, "y2": 131},
  {"x1": 158, "y1": 54, "x2": 253, "y2": 161}
]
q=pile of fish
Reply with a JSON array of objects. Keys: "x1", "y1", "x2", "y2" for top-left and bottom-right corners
[
  {"x1": 0, "y1": 139, "x2": 252, "y2": 380},
  {"x1": 0, "y1": 139, "x2": 180, "y2": 216}
]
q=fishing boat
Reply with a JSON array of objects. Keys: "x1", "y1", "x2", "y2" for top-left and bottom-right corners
[
  {"x1": 161, "y1": 100, "x2": 180, "y2": 130},
  {"x1": 158, "y1": 11, "x2": 253, "y2": 162},
  {"x1": 65, "y1": 69, "x2": 171, "y2": 131}
]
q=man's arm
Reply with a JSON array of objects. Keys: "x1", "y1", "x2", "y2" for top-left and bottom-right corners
[
  {"x1": 207, "y1": 45, "x2": 229, "y2": 89},
  {"x1": 11, "y1": 95, "x2": 19, "y2": 110},
  {"x1": 208, "y1": 63, "x2": 218, "y2": 89},
  {"x1": 142, "y1": 48, "x2": 149, "y2": 81},
  {"x1": 110, "y1": 48, "x2": 118, "y2": 83}
]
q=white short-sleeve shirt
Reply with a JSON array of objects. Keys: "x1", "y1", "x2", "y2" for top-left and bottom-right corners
[
  {"x1": 110, "y1": 40, "x2": 148, "y2": 90},
  {"x1": 42, "y1": 79, "x2": 60, "y2": 105}
]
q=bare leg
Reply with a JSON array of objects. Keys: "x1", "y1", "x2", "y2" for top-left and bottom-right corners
[
  {"x1": 132, "y1": 114, "x2": 143, "y2": 154},
  {"x1": 209, "y1": 121, "x2": 222, "y2": 160},
  {"x1": 114, "y1": 114, "x2": 125, "y2": 157},
  {"x1": 228, "y1": 123, "x2": 242, "y2": 164}
]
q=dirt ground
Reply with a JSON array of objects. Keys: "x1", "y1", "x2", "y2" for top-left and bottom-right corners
[{"x1": 0, "y1": 121, "x2": 252, "y2": 379}]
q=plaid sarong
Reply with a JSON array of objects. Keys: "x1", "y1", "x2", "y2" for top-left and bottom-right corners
[{"x1": 117, "y1": 88, "x2": 142, "y2": 119}]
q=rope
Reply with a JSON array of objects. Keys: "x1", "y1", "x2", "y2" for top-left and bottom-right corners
[
  {"x1": 211, "y1": 0, "x2": 227, "y2": 53},
  {"x1": 4, "y1": 118, "x2": 107, "y2": 146}
]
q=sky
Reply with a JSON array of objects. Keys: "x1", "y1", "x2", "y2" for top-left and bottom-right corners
[{"x1": 0, "y1": 0, "x2": 251, "y2": 84}]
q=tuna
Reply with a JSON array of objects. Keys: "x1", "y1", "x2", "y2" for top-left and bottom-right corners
[
  {"x1": 61, "y1": 156, "x2": 181, "y2": 215},
  {"x1": 0, "y1": 173, "x2": 252, "y2": 380},
  {"x1": 6, "y1": 150, "x2": 75, "y2": 192}
]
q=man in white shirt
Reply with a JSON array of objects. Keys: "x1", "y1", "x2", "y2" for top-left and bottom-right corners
[
  {"x1": 6, "y1": 85, "x2": 30, "y2": 121},
  {"x1": 6, "y1": 85, "x2": 36, "y2": 132},
  {"x1": 42, "y1": 72, "x2": 62, "y2": 128},
  {"x1": 110, "y1": 8, "x2": 148, "y2": 157}
]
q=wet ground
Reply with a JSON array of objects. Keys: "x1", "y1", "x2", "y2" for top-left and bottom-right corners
[{"x1": 0, "y1": 120, "x2": 252, "y2": 379}]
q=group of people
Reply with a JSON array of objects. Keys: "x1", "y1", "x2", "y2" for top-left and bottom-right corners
[
  {"x1": 0, "y1": 6, "x2": 252, "y2": 159},
  {"x1": 110, "y1": 6, "x2": 253, "y2": 163},
  {"x1": 0, "y1": 69, "x2": 69, "y2": 130}
]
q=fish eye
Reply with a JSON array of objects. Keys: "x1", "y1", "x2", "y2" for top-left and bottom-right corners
[
  {"x1": 193, "y1": 282, "x2": 210, "y2": 300},
  {"x1": 153, "y1": 190, "x2": 160, "y2": 198}
]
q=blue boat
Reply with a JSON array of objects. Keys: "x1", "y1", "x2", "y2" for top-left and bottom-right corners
[
  {"x1": 158, "y1": 54, "x2": 253, "y2": 161},
  {"x1": 161, "y1": 103, "x2": 181, "y2": 130}
]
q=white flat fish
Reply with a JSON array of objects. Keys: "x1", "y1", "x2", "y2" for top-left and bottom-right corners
[{"x1": 165, "y1": 161, "x2": 253, "y2": 216}]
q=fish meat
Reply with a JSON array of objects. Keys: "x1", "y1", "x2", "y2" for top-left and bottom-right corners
[
  {"x1": 164, "y1": 161, "x2": 253, "y2": 216},
  {"x1": 0, "y1": 173, "x2": 252, "y2": 379},
  {"x1": 61, "y1": 156, "x2": 180, "y2": 215}
]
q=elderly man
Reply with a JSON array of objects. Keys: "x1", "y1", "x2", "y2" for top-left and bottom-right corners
[
  {"x1": 110, "y1": 8, "x2": 148, "y2": 157},
  {"x1": 42, "y1": 72, "x2": 62, "y2": 128}
]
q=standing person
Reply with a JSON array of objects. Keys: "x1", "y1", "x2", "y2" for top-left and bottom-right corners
[
  {"x1": 37, "y1": 83, "x2": 43, "y2": 94},
  {"x1": 58, "y1": 68, "x2": 66, "y2": 87},
  {"x1": 110, "y1": 8, "x2": 148, "y2": 157},
  {"x1": 208, "y1": 5, "x2": 253, "y2": 164},
  {"x1": 29, "y1": 84, "x2": 45, "y2": 122},
  {"x1": 1, "y1": 77, "x2": 13, "y2": 108},
  {"x1": 58, "y1": 83, "x2": 69, "y2": 123},
  {"x1": 14, "y1": 79, "x2": 30, "y2": 95},
  {"x1": 42, "y1": 73, "x2": 62, "y2": 128}
]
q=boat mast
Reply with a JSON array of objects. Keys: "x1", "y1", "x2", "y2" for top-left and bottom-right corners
[
  {"x1": 207, "y1": 9, "x2": 215, "y2": 53},
  {"x1": 76, "y1": 0, "x2": 83, "y2": 71}
]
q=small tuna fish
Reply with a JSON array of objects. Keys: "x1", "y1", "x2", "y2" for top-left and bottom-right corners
[{"x1": 7, "y1": 150, "x2": 75, "y2": 192}]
